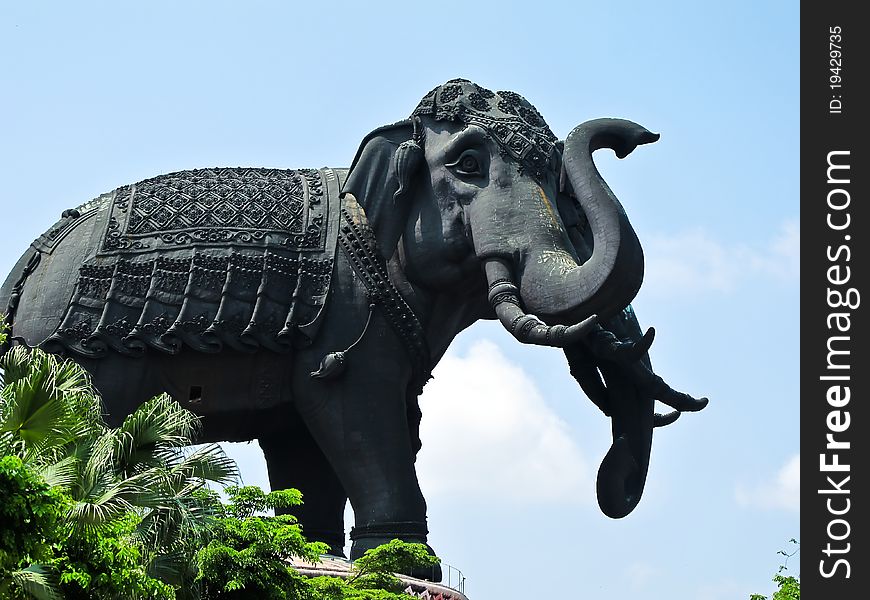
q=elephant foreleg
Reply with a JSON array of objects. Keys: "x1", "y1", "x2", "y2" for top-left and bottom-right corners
[
  {"x1": 294, "y1": 371, "x2": 441, "y2": 581},
  {"x1": 579, "y1": 318, "x2": 709, "y2": 415}
]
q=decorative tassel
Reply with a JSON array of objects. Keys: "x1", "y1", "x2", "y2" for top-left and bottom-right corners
[
  {"x1": 309, "y1": 304, "x2": 376, "y2": 381},
  {"x1": 393, "y1": 117, "x2": 424, "y2": 205},
  {"x1": 310, "y1": 351, "x2": 347, "y2": 379}
]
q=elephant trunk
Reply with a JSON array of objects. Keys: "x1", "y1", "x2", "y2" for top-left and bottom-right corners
[
  {"x1": 484, "y1": 259, "x2": 598, "y2": 346},
  {"x1": 517, "y1": 119, "x2": 656, "y2": 323}
]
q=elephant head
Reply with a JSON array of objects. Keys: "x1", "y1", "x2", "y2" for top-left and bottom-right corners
[
  {"x1": 335, "y1": 79, "x2": 701, "y2": 519},
  {"x1": 343, "y1": 79, "x2": 658, "y2": 347}
]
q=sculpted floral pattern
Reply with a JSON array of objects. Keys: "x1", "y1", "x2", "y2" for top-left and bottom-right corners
[{"x1": 101, "y1": 168, "x2": 326, "y2": 254}]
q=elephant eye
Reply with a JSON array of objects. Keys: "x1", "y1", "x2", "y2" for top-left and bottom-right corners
[
  {"x1": 460, "y1": 154, "x2": 478, "y2": 172},
  {"x1": 448, "y1": 150, "x2": 483, "y2": 177}
]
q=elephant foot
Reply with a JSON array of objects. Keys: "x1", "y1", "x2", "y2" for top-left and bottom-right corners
[
  {"x1": 653, "y1": 410, "x2": 681, "y2": 427},
  {"x1": 305, "y1": 529, "x2": 347, "y2": 558},
  {"x1": 349, "y1": 525, "x2": 442, "y2": 582},
  {"x1": 657, "y1": 387, "x2": 709, "y2": 412},
  {"x1": 585, "y1": 325, "x2": 655, "y2": 366}
]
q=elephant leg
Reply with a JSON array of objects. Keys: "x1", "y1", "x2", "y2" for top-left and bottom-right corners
[
  {"x1": 259, "y1": 422, "x2": 348, "y2": 557},
  {"x1": 295, "y1": 376, "x2": 441, "y2": 581}
]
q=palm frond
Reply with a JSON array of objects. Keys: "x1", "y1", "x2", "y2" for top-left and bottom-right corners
[
  {"x1": 88, "y1": 394, "x2": 202, "y2": 479},
  {"x1": 52, "y1": 358, "x2": 94, "y2": 396},
  {"x1": 0, "y1": 430, "x2": 16, "y2": 455},
  {"x1": 9, "y1": 564, "x2": 63, "y2": 600},
  {"x1": 124, "y1": 394, "x2": 201, "y2": 447},
  {"x1": 0, "y1": 345, "x2": 34, "y2": 387},
  {"x1": 173, "y1": 444, "x2": 239, "y2": 487},
  {"x1": 135, "y1": 497, "x2": 211, "y2": 551},
  {"x1": 34, "y1": 455, "x2": 79, "y2": 490},
  {"x1": 68, "y1": 471, "x2": 147, "y2": 531},
  {"x1": 1, "y1": 373, "x2": 68, "y2": 448},
  {"x1": 0, "y1": 350, "x2": 104, "y2": 460},
  {"x1": 145, "y1": 548, "x2": 190, "y2": 581}
]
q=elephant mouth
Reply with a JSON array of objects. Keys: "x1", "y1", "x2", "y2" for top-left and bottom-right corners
[{"x1": 444, "y1": 233, "x2": 474, "y2": 263}]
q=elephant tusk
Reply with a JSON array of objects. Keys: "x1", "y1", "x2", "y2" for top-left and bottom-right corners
[
  {"x1": 653, "y1": 411, "x2": 680, "y2": 428},
  {"x1": 485, "y1": 259, "x2": 598, "y2": 347}
]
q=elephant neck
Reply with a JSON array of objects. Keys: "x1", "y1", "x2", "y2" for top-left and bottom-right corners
[{"x1": 339, "y1": 194, "x2": 432, "y2": 396}]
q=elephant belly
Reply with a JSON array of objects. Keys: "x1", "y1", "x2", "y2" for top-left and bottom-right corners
[{"x1": 84, "y1": 350, "x2": 296, "y2": 440}]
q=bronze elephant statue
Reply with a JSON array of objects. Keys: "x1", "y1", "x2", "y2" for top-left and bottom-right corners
[{"x1": 0, "y1": 79, "x2": 706, "y2": 577}]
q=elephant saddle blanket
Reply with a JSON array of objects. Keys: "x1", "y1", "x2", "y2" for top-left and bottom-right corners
[{"x1": 40, "y1": 167, "x2": 346, "y2": 357}]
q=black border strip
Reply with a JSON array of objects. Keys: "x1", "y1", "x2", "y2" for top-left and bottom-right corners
[{"x1": 802, "y1": 3, "x2": 868, "y2": 596}]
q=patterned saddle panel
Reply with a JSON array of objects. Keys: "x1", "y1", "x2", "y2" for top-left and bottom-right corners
[{"x1": 43, "y1": 167, "x2": 344, "y2": 357}]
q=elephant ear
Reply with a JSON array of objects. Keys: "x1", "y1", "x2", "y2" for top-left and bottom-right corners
[{"x1": 342, "y1": 119, "x2": 419, "y2": 260}]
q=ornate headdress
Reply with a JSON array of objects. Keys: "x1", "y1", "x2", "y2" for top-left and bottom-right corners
[{"x1": 411, "y1": 78, "x2": 558, "y2": 182}]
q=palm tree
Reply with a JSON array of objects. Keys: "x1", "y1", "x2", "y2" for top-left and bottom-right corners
[{"x1": 0, "y1": 346, "x2": 239, "y2": 598}]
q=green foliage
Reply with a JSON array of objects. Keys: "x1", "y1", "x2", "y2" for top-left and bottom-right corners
[
  {"x1": 770, "y1": 575, "x2": 800, "y2": 600},
  {"x1": 751, "y1": 539, "x2": 799, "y2": 600},
  {"x1": 750, "y1": 575, "x2": 800, "y2": 600},
  {"x1": 0, "y1": 455, "x2": 66, "y2": 569},
  {"x1": 0, "y1": 457, "x2": 174, "y2": 600},
  {"x1": 195, "y1": 486, "x2": 326, "y2": 599},
  {"x1": 2, "y1": 348, "x2": 442, "y2": 600},
  {"x1": 1, "y1": 348, "x2": 238, "y2": 599},
  {"x1": 221, "y1": 485, "x2": 304, "y2": 520},
  {"x1": 306, "y1": 575, "x2": 419, "y2": 600},
  {"x1": 194, "y1": 487, "x2": 435, "y2": 600},
  {"x1": 53, "y1": 516, "x2": 175, "y2": 600},
  {"x1": 347, "y1": 539, "x2": 440, "y2": 594},
  {"x1": 0, "y1": 455, "x2": 66, "y2": 599},
  {"x1": 352, "y1": 539, "x2": 440, "y2": 579},
  {"x1": 0, "y1": 315, "x2": 8, "y2": 346}
]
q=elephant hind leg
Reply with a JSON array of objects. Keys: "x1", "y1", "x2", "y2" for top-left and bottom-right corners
[{"x1": 259, "y1": 422, "x2": 348, "y2": 557}]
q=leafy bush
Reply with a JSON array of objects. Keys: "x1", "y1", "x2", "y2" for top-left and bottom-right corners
[
  {"x1": 195, "y1": 486, "x2": 438, "y2": 600},
  {"x1": 54, "y1": 515, "x2": 176, "y2": 600},
  {"x1": 1, "y1": 348, "x2": 236, "y2": 599},
  {"x1": 0, "y1": 316, "x2": 8, "y2": 346},
  {"x1": 0, "y1": 455, "x2": 67, "y2": 600},
  {"x1": 2, "y1": 347, "x2": 442, "y2": 600},
  {"x1": 195, "y1": 486, "x2": 322, "y2": 599},
  {"x1": 749, "y1": 575, "x2": 800, "y2": 600},
  {"x1": 750, "y1": 539, "x2": 799, "y2": 600}
]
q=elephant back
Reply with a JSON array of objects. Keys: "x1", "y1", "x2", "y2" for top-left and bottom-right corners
[{"x1": 37, "y1": 167, "x2": 345, "y2": 358}]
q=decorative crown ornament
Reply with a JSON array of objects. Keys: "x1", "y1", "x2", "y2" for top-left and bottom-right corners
[{"x1": 411, "y1": 78, "x2": 558, "y2": 182}]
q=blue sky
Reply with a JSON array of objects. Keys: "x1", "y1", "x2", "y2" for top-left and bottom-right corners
[{"x1": 0, "y1": 2, "x2": 798, "y2": 598}]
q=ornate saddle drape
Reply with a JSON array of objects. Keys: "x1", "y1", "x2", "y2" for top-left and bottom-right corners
[{"x1": 43, "y1": 167, "x2": 343, "y2": 357}]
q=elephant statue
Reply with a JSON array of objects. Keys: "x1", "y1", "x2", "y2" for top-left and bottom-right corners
[{"x1": 0, "y1": 79, "x2": 707, "y2": 578}]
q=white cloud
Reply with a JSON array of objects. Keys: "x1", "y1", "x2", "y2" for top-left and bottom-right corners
[
  {"x1": 735, "y1": 454, "x2": 800, "y2": 512},
  {"x1": 416, "y1": 340, "x2": 592, "y2": 505},
  {"x1": 642, "y1": 218, "x2": 799, "y2": 296},
  {"x1": 220, "y1": 441, "x2": 271, "y2": 490},
  {"x1": 626, "y1": 562, "x2": 660, "y2": 589}
]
